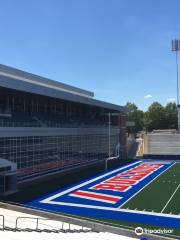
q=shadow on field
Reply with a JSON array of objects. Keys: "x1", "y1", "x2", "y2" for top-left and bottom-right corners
[{"x1": 0, "y1": 159, "x2": 134, "y2": 204}]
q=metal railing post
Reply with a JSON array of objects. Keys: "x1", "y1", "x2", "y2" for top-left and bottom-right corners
[
  {"x1": 0, "y1": 215, "x2": 5, "y2": 231},
  {"x1": 36, "y1": 218, "x2": 39, "y2": 231}
]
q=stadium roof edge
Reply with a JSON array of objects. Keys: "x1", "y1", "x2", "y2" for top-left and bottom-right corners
[
  {"x1": 0, "y1": 64, "x2": 126, "y2": 112},
  {"x1": 0, "y1": 64, "x2": 94, "y2": 98}
]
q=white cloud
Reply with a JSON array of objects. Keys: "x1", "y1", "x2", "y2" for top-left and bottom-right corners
[
  {"x1": 167, "y1": 97, "x2": 176, "y2": 103},
  {"x1": 144, "y1": 94, "x2": 152, "y2": 99}
]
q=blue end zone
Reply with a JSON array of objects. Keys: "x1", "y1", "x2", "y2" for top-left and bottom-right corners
[{"x1": 26, "y1": 160, "x2": 180, "y2": 228}]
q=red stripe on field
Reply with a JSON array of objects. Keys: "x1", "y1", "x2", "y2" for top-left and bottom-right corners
[{"x1": 71, "y1": 190, "x2": 120, "y2": 203}]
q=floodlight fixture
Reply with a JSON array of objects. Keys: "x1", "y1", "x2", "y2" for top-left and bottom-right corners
[{"x1": 172, "y1": 39, "x2": 180, "y2": 51}]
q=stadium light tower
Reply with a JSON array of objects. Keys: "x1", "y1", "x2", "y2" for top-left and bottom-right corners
[{"x1": 172, "y1": 39, "x2": 180, "y2": 132}]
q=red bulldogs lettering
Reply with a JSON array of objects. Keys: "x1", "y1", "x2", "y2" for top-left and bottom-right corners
[{"x1": 92, "y1": 163, "x2": 163, "y2": 192}]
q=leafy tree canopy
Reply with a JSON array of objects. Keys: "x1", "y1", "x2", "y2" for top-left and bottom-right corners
[{"x1": 125, "y1": 101, "x2": 178, "y2": 133}]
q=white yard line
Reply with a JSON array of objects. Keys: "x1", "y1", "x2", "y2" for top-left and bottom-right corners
[
  {"x1": 161, "y1": 183, "x2": 180, "y2": 213},
  {"x1": 119, "y1": 162, "x2": 176, "y2": 209}
]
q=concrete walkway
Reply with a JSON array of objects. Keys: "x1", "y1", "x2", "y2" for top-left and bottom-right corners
[{"x1": 0, "y1": 207, "x2": 134, "y2": 240}]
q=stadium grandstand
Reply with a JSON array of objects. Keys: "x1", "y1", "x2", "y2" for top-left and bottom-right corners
[{"x1": 0, "y1": 64, "x2": 127, "y2": 195}]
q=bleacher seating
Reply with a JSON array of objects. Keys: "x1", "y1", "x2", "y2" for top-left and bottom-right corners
[
  {"x1": 0, "y1": 114, "x2": 41, "y2": 127},
  {"x1": 0, "y1": 112, "x2": 112, "y2": 128},
  {"x1": 144, "y1": 133, "x2": 180, "y2": 156}
]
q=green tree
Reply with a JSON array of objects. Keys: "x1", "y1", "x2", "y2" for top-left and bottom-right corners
[
  {"x1": 125, "y1": 101, "x2": 178, "y2": 133},
  {"x1": 145, "y1": 102, "x2": 166, "y2": 131},
  {"x1": 164, "y1": 102, "x2": 177, "y2": 129},
  {"x1": 125, "y1": 102, "x2": 144, "y2": 133}
]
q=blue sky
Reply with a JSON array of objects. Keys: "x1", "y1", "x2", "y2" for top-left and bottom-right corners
[{"x1": 0, "y1": 0, "x2": 179, "y2": 110}]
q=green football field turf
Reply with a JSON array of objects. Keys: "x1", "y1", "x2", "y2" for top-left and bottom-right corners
[
  {"x1": 121, "y1": 162, "x2": 180, "y2": 215},
  {"x1": 42, "y1": 161, "x2": 180, "y2": 239}
]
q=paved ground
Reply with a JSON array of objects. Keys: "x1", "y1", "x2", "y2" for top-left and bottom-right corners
[{"x1": 0, "y1": 208, "x2": 132, "y2": 240}]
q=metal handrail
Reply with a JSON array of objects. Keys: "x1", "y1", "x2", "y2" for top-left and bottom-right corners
[
  {"x1": 0, "y1": 201, "x2": 98, "y2": 233},
  {"x1": 15, "y1": 216, "x2": 91, "y2": 233},
  {"x1": 0, "y1": 212, "x2": 94, "y2": 233},
  {"x1": 15, "y1": 216, "x2": 45, "y2": 230}
]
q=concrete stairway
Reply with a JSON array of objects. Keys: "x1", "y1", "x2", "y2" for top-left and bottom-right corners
[{"x1": 144, "y1": 133, "x2": 180, "y2": 155}]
